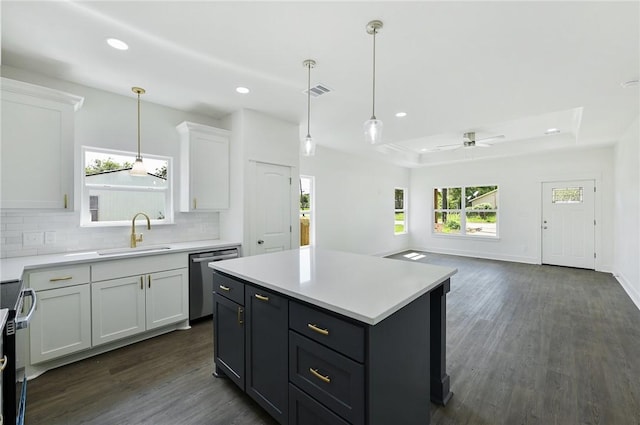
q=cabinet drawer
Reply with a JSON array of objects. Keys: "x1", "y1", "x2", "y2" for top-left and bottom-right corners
[
  {"x1": 91, "y1": 253, "x2": 186, "y2": 282},
  {"x1": 213, "y1": 271, "x2": 244, "y2": 305},
  {"x1": 289, "y1": 383, "x2": 350, "y2": 425},
  {"x1": 290, "y1": 301, "x2": 365, "y2": 362},
  {"x1": 28, "y1": 265, "x2": 91, "y2": 291},
  {"x1": 289, "y1": 331, "x2": 364, "y2": 425}
]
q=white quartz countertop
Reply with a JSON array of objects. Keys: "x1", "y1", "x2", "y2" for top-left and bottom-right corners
[
  {"x1": 0, "y1": 239, "x2": 241, "y2": 282},
  {"x1": 209, "y1": 247, "x2": 457, "y2": 325}
]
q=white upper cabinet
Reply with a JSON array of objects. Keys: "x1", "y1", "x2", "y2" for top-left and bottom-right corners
[
  {"x1": 1, "y1": 78, "x2": 84, "y2": 209},
  {"x1": 177, "y1": 121, "x2": 230, "y2": 211}
]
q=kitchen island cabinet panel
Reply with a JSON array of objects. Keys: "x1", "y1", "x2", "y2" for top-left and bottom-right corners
[
  {"x1": 213, "y1": 292, "x2": 245, "y2": 390},
  {"x1": 245, "y1": 286, "x2": 289, "y2": 424},
  {"x1": 289, "y1": 384, "x2": 350, "y2": 425}
]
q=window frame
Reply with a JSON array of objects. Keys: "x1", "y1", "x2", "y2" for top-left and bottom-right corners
[
  {"x1": 80, "y1": 146, "x2": 174, "y2": 227},
  {"x1": 394, "y1": 187, "x2": 408, "y2": 235},
  {"x1": 432, "y1": 185, "x2": 499, "y2": 238}
]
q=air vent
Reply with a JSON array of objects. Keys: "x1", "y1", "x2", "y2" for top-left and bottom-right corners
[{"x1": 304, "y1": 83, "x2": 332, "y2": 97}]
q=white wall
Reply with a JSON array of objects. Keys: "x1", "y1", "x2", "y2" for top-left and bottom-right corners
[
  {"x1": 1, "y1": 66, "x2": 225, "y2": 257},
  {"x1": 613, "y1": 116, "x2": 640, "y2": 308},
  {"x1": 410, "y1": 147, "x2": 615, "y2": 270},
  {"x1": 301, "y1": 145, "x2": 410, "y2": 256},
  {"x1": 219, "y1": 109, "x2": 299, "y2": 256}
]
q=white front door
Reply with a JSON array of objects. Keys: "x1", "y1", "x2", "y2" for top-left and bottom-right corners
[
  {"x1": 253, "y1": 162, "x2": 292, "y2": 255},
  {"x1": 541, "y1": 180, "x2": 595, "y2": 269}
]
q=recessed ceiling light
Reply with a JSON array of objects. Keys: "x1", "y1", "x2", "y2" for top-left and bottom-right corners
[
  {"x1": 236, "y1": 87, "x2": 250, "y2": 94},
  {"x1": 395, "y1": 112, "x2": 407, "y2": 118},
  {"x1": 545, "y1": 128, "x2": 560, "y2": 135},
  {"x1": 106, "y1": 38, "x2": 128, "y2": 50},
  {"x1": 621, "y1": 80, "x2": 639, "y2": 88}
]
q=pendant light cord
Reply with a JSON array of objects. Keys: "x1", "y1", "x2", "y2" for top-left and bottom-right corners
[
  {"x1": 307, "y1": 61, "x2": 311, "y2": 138},
  {"x1": 136, "y1": 91, "x2": 142, "y2": 160},
  {"x1": 371, "y1": 27, "x2": 377, "y2": 120}
]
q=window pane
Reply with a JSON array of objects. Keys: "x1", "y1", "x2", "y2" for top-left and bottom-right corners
[
  {"x1": 87, "y1": 189, "x2": 166, "y2": 222},
  {"x1": 466, "y1": 211, "x2": 497, "y2": 236},
  {"x1": 434, "y1": 211, "x2": 461, "y2": 234},
  {"x1": 435, "y1": 187, "x2": 461, "y2": 209},
  {"x1": 465, "y1": 186, "x2": 498, "y2": 209},
  {"x1": 395, "y1": 189, "x2": 404, "y2": 209},
  {"x1": 552, "y1": 187, "x2": 583, "y2": 204},
  {"x1": 85, "y1": 151, "x2": 168, "y2": 185}
]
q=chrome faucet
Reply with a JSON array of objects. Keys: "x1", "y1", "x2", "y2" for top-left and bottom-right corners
[{"x1": 131, "y1": 212, "x2": 151, "y2": 248}]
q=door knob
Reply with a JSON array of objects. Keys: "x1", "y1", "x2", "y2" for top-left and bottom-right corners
[{"x1": 257, "y1": 240, "x2": 264, "y2": 245}]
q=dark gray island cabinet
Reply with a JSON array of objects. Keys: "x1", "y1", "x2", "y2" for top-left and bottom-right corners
[{"x1": 210, "y1": 248, "x2": 456, "y2": 425}]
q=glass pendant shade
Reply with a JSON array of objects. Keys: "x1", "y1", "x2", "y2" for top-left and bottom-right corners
[
  {"x1": 364, "y1": 117, "x2": 384, "y2": 145},
  {"x1": 130, "y1": 157, "x2": 147, "y2": 176},
  {"x1": 301, "y1": 134, "x2": 316, "y2": 156}
]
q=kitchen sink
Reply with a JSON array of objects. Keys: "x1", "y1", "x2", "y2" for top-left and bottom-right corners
[{"x1": 96, "y1": 245, "x2": 172, "y2": 256}]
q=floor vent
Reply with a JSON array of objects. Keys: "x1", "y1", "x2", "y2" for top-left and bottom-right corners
[{"x1": 304, "y1": 83, "x2": 332, "y2": 97}]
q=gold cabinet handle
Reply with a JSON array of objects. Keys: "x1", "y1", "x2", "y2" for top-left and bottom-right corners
[
  {"x1": 140, "y1": 276, "x2": 144, "y2": 290},
  {"x1": 0, "y1": 355, "x2": 8, "y2": 372},
  {"x1": 237, "y1": 306, "x2": 244, "y2": 324},
  {"x1": 309, "y1": 368, "x2": 331, "y2": 384},
  {"x1": 49, "y1": 276, "x2": 73, "y2": 282},
  {"x1": 219, "y1": 285, "x2": 230, "y2": 291},
  {"x1": 64, "y1": 193, "x2": 68, "y2": 209},
  {"x1": 148, "y1": 275, "x2": 151, "y2": 288},
  {"x1": 193, "y1": 198, "x2": 197, "y2": 210},
  {"x1": 255, "y1": 294, "x2": 269, "y2": 302},
  {"x1": 307, "y1": 323, "x2": 329, "y2": 336}
]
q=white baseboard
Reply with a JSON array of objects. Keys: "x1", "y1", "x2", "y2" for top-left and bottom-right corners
[
  {"x1": 615, "y1": 271, "x2": 640, "y2": 312},
  {"x1": 411, "y1": 245, "x2": 539, "y2": 265}
]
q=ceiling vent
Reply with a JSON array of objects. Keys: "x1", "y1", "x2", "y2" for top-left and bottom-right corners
[{"x1": 304, "y1": 83, "x2": 332, "y2": 97}]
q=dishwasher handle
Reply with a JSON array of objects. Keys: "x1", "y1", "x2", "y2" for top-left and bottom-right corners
[
  {"x1": 16, "y1": 288, "x2": 37, "y2": 330},
  {"x1": 192, "y1": 253, "x2": 238, "y2": 263}
]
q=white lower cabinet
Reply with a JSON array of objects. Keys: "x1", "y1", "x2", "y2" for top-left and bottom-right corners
[
  {"x1": 91, "y1": 267, "x2": 189, "y2": 346},
  {"x1": 30, "y1": 284, "x2": 91, "y2": 364}
]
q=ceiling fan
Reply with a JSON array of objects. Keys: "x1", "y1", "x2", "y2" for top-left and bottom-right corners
[{"x1": 428, "y1": 132, "x2": 505, "y2": 152}]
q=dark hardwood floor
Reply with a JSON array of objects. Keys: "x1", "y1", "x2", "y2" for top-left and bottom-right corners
[{"x1": 26, "y1": 252, "x2": 640, "y2": 425}]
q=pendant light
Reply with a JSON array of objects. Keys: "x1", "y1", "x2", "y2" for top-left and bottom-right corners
[
  {"x1": 364, "y1": 20, "x2": 383, "y2": 145},
  {"x1": 301, "y1": 59, "x2": 316, "y2": 156},
  {"x1": 130, "y1": 86, "x2": 147, "y2": 176}
]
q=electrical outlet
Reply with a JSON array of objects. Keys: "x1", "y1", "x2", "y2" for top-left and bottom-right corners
[
  {"x1": 23, "y1": 231, "x2": 44, "y2": 247},
  {"x1": 45, "y1": 231, "x2": 56, "y2": 244}
]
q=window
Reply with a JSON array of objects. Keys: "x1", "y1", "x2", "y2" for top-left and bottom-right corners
[
  {"x1": 552, "y1": 187, "x2": 583, "y2": 204},
  {"x1": 300, "y1": 176, "x2": 314, "y2": 246},
  {"x1": 81, "y1": 147, "x2": 173, "y2": 226},
  {"x1": 433, "y1": 185, "x2": 498, "y2": 237},
  {"x1": 395, "y1": 188, "x2": 407, "y2": 235}
]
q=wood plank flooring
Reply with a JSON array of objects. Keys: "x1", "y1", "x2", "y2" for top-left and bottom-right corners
[{"x1": 26, "y1": 252, "x2": 640, "y2": 425}]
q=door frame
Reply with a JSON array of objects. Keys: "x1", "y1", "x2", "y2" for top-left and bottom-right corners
[
  {"x1": 246, "y1": 160, "x2": 298, "y2": 256},
  {"x1": 540, "y1": 178, "x2": 599, "y2": 269}
]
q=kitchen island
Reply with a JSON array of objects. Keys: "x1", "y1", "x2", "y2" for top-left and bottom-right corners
[{"x1": 209, "y1": 247, "x2": 456, "y2": 425}]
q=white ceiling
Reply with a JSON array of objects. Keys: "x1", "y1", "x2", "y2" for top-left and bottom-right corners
[{"x1": 2, "y1": 1, "x2": 638, "y2": 167}]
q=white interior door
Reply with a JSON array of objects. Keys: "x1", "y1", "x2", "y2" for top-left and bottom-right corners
[
  {"x1": 541, "y1": 180, "x2": 595, "y2": 269},
  {"x1": 253, "y1": 162, "x2": 292, "y2": 255}
]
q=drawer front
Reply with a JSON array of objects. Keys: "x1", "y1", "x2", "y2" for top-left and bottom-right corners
[
  {"x1": 213, "y1": 271, "x2": 244, "y2": 305},
  {"x1": 28, "y1": 265, "x2": 91, "y2": 291},
  {"x1": 289, "y1": 384, "x2": 350, "y2": 425},
  {"x1": 91, "y1": 253, "x2": 187, "y2": 282},
  {"x1": 290, "y1": 301, "x2": 365, "y2": 362},
  {"x1": 289, "y1": 331, "x2": 364, "y2": 425}
]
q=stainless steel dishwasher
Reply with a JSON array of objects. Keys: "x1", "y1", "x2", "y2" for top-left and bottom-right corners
[{"x1": 189, "y1": 247, "x2": 240, "y2": 321}]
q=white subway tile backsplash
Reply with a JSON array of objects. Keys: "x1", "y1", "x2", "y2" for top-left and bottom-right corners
[{"x1": 0, "y1": 210, "x2": 220, "y2": 258}]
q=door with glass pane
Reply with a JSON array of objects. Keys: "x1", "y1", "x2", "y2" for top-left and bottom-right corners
[{"x1": 541, "y1": 180, "x2": 595, "y2": 269}]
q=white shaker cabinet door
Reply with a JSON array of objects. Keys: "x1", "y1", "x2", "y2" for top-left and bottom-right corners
[
  {"x1": 146, "y1": 268, "x2": 189, "y2": 330},
  {"x1": 1, "y1": 78, "x2": 83, "y2": 209},
  {"x1": 177, "y1": 121, "x2": 230, "y2": 211},
  {"x1": 91, "y1": 275, "x2": 146, "y2": 346},
  {"x1": 30, "y1": 284, "x2": 91, "y2": 364}
]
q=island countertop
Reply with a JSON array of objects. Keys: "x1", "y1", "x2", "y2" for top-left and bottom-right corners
[{"x1": 209, "y1": 247, "x2": 457, "y2": 325}]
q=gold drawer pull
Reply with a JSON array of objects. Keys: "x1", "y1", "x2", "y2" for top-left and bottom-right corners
[
  {"x1": 255, "y1": 294, "x2": 269, "y2": 302},
  {"x1": 309, "y1": 368, "x2": 331, "y2": 384},
  {"x1": 307, "y1": 323, "x2": 329, "y2": 336},
  {"x1": 49, "y1": 276, "x2": 73, "y2": 282},
  {"x1": 237, "y1": 307, "x2": 244, "y2": 324},
  {"x1": 219, "y1": 285, "x2": 231, "y2": 291},
  {"x1": 0, "y1": 355, "x2": 8, "y2": 372}
]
